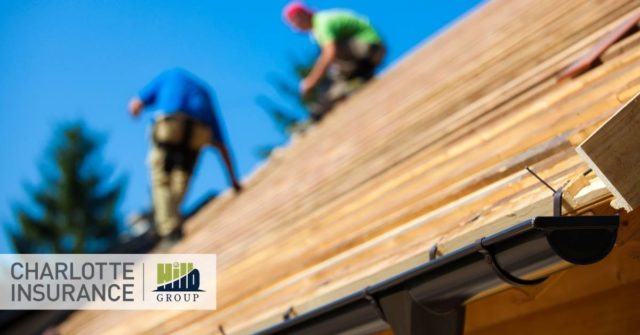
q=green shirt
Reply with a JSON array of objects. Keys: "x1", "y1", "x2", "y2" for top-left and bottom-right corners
[{"x1": 312, "y1": 10, "x2": 382, "y2": 46}]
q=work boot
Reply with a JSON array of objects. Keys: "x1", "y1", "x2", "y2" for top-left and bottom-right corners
[
  {"x1": 167, "y1": 226, "x2": 184, "y2": 241},
  {"x1": 289, "y1": 119, "x2": 314, "y2": 133},
  {"x1": 154, "y1": 226, "x2": 184, "y2": 252},
  {"x1": 309, "y1": 77, "x2": 367, "y2": 120}
]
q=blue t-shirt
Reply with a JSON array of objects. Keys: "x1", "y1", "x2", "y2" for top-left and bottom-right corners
[{"x1": 138, "y1": 68, "x2": 223, "y2": 143}]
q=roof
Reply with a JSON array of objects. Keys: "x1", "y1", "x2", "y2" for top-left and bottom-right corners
[{"x1": 60, "y1": 0, "x2": 640, "y2": 334}]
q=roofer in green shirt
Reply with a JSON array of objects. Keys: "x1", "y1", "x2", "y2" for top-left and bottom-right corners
[{"x1": 283, "y1": 2, "x2": 386, "y2": 120}]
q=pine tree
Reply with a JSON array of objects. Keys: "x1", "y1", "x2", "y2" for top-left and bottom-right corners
[
  {"x1": 255, "y1": 52, "x2": 324, "y2": 158},
  {"x1": 10, "y1": 122, "x2": 126, "y2": 253}
]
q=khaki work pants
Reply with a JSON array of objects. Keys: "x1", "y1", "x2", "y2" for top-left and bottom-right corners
[
  {"x1": 310, "y1": 38, "x2": 385, "y2": 119},
  {"x1": 148, "y1": 114, "x2": 212, "y2": 237}
]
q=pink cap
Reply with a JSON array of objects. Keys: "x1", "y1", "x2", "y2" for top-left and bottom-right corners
[{"x1": 283, "y1": 2, "x2": 313, "y2": 23}]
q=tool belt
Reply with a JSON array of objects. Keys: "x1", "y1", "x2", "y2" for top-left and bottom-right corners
[
  {"x1": 152, "y1": 113, "x2": 213, "y2": 151},
  {"x1": 152, "y1": 113, "x2": 212, "y2": 174}
]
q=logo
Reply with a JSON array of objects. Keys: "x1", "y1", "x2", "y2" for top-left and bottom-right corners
[
  {"x1": 0, "y1": 254, "x2": 216, "y2": 310},
  {"x1": 154, "y1": 262, "x2": 203, "y2": 303},
  {"x1": 155, "y1": 262, "x2": 202, "y2": 292}
]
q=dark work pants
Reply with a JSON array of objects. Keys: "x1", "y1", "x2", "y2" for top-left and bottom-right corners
[{"x1": 310, "y1": 38, "x2": 385, "y2": 120}]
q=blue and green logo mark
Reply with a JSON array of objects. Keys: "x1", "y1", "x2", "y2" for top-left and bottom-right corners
[{"x1": 155, "y1": 262, "x2": 203, "y2": 292}]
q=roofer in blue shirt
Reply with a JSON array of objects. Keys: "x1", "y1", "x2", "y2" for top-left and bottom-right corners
[{"x1": 128, "y1": 68, "x2": 241, "y2": 241}]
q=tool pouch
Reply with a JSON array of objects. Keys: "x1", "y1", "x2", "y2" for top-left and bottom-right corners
[{"x1": 153, "y1": 113, "x2": 212, "y2": 151}]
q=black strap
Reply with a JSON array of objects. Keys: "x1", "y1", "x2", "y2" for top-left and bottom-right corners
[
  {"x1": 363, "y1": 286, "x2": 387, "y2": 321},
  {"x1": 159, "y1": 147, "x2": 198, "y2": 174},
  {"x1": 283, "y1": 307, "x2": 297, "y2": 320},
  {"x1": 180, "y1": 118, "x2": 194, "y2": 152},
  {"x1": 154, "y1": 116, "x2": 199, "y2": 174},
  {"x1": 553, "y1": 189, "x2": 564, "y2": 217},
  {"x1": 477, "y1": 238, "x2": 548, "y2": 286},
  {"x1": 429, "y1": 244, "x2": 439, "y2": 261}
]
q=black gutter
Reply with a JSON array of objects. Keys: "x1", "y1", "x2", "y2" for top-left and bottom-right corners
[{"x1": 256, "y1": 215, "x2": 619, "y2": 335}]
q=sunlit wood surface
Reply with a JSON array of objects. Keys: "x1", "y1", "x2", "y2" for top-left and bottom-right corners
[{"x1": 60, "y1": 0, "x2": 640, "y2": 334}]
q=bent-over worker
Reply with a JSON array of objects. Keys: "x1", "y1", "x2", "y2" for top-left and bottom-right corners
[
  {"x1": 129, "y1": 68, "x2": 241, "y2": 241},
  {"x1": 283, "y1": 2, "x2": 386, "y2": 120}
]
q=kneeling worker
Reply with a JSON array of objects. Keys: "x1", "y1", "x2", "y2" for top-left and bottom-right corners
[
  {"x1": 129, "y1": 68, "x2": 242, "y2": 241},
  {"x1": 283, "y1": 2, "x2": 386, "y2": 120}
]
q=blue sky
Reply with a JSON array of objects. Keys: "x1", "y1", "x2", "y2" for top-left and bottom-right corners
[{"x1": 0, "y1": 0, "x2": 483, "y2": 253}]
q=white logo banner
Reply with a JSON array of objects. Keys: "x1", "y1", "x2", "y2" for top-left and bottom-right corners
[{"x1": 0, "y1": 254, "x2": 216, "y2": 310}]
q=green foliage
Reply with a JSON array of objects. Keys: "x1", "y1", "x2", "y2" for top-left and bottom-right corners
[
  {"x1": 256, "y1": 96, "x2": 301, "y2": 135},
  {"x1": 10, "y1": 122, "x2": 126, "y2": 253},
  {"x1": 255, "y1": 52, "x2": 322, "y2": 159}
]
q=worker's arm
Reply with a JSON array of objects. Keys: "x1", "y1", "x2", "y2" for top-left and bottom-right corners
[
  {"x1": 129, "y1": 71, "x2": 166, "y2": 117},
  {"x1": 301, "y1": 42, "x2": 337, "y2": 96},
  {"x1": 213, "y1": 142, "x2": 242, "y2": 193}
]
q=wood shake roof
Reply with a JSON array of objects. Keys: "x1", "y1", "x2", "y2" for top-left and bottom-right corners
[{"x1": 60, "y1": 0, "x2": 640, "y2": 334}]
